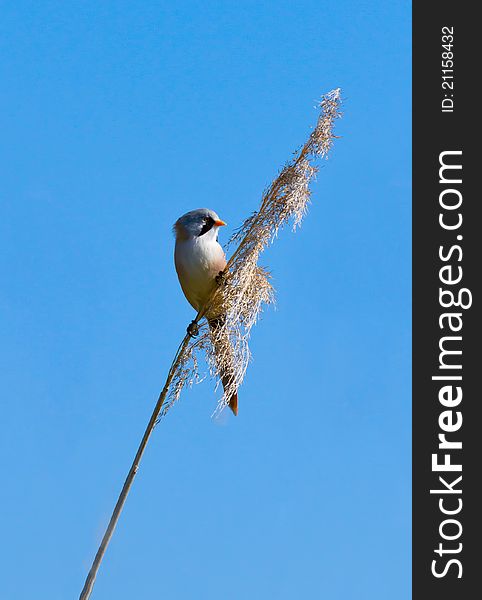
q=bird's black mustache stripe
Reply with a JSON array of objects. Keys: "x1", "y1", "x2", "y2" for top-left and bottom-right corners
[{"x1": 198, "y1": 216, "x2": 215, "y2": 236}]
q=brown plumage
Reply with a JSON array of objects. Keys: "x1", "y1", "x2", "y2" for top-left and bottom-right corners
[{"x1": 208, "y1": 316, "x2": 238, "y2": 415}]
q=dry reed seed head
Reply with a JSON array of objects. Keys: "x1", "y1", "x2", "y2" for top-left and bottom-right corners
[{"x1": 161, "y1": 88, "x2": 341, "y2": 416}]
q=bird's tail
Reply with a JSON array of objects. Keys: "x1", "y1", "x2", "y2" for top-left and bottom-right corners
[{"x1": 208, "y1": 316, "x2": 238, "y2": 416}]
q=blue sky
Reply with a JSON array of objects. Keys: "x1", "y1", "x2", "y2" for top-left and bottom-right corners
[{"x1": 0, "y1": 1, "x2": 411, "y2": 598}]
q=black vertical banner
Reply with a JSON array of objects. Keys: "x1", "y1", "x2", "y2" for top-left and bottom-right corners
[{"x1": 413, "y1": 3, "x2": 480, "y2": 599}]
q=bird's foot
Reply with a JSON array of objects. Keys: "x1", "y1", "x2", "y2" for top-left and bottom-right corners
[
  {"x1": 215, "y1": 270, "x2": 228, "y2": 286},
  {"x1": 187, "y1": 320, "x2": 200, "y2": 338}
]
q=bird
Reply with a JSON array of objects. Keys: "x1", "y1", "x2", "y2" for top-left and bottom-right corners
[{"x1": 173, "y1": 208, "x2": 238, "y2": 415}]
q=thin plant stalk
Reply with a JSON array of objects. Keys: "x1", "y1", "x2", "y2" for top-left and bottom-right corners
[{"x1": 78, "y1": 337, "x2": 190, "y2": 600}]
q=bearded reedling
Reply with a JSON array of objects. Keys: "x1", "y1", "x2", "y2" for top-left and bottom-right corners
[{"x1": 174, "y1": 208, "x2": 238, "y2": 415}]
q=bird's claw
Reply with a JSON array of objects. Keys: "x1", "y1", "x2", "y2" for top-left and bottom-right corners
[
  {"x1": 187, "y1": 320, "x2": 200, "y2": 338},
  {"x1": 215, "y1": 270, "x2": 227, "y2": 286}
]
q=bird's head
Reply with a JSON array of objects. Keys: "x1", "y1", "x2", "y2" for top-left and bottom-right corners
[{"x1": 174, "y1": 208, "x2": 227, "y2": 241}]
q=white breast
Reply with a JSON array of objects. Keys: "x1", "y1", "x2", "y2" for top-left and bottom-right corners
[{"x1": 174, "y1": 234, "x2": 227, "y2": 311}]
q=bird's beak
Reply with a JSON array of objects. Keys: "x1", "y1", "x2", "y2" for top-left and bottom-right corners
[{"x1": 214, "y1": 219, "x2": 227, "y2": 227}]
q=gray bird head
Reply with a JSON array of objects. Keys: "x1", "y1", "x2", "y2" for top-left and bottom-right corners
[{"x1": 174, "y1": 208, "x2": 226, "y2": 241}]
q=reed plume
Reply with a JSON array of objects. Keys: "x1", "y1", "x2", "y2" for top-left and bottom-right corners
[{"x1": 161, "y1": 87, "x2": 342, "y2": 418}]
